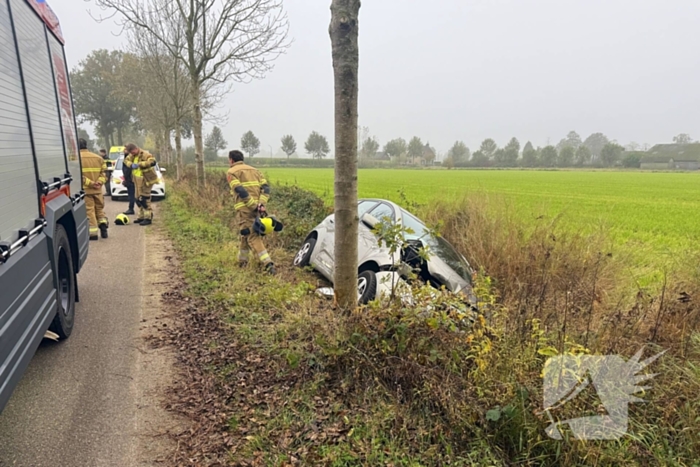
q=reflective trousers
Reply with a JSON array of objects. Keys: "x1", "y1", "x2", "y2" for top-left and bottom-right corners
[
  {"x1": 237, "y1": 208, "x2": 272, "y2": 265},
  {"x1": 134, "y1": 177, "x2": 153, "y2": 221},
  {"x1": 85, "y1": 193, "x2": 107, "y2": 238}
]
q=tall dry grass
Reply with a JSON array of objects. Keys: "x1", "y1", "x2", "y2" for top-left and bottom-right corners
[{"x1": 420, "y1": 193, "x2": 700, "y2": 356}]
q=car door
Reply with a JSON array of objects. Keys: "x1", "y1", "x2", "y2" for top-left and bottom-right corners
[
  {"x1": 314, "y1": 201, "x2": 379, "y2": 278},
  {"x1": 358, "y1": 202, "x2": 397, "y2": 265}
]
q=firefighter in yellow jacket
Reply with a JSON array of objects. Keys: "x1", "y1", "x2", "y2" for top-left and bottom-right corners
[
  {"x1": 79, "y1": 139, "x2": 108, "y2": 240},
  {"x1": 124, "y1": 143, "x2": 158, "y2": 226},
  {"x1": 226, "y1": 150, "x2": 275, "y2": 275}
]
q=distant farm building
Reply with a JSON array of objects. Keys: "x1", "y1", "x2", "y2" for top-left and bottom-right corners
[{"x1": 640, "y1": 143, "x2": 700, "y2": 170}]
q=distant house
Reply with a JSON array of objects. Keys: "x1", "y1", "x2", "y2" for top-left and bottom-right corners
[
  {"x1": 640, "y1": 143, "x2": 700, "y2": 170},
  {"x1": 669, "y1": 159, "x2": 700, "y2": 170},
  {"x1": 374, "y1": 151, "x2": 391, "y2": 161},
  {"x1": 422, "y1": 143, "x2": 437, "y2": 166}
]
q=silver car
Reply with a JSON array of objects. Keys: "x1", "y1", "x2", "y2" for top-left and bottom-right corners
[{"x1": 293, "y1": 198, "x2": 476, "y2": 304}]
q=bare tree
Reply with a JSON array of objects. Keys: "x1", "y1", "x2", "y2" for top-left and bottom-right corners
[
  {"x1": 115, "y1": 53, "x2": 175, "y2": 157},
  {"x1": 330, "y1": 0, "x2": 361, "y2": 312},
  {"x1": 128, "y1": 28, "x2": 193, "y2": 179},
  {"x1": 91, "y1": 0, "x2": 290, "y2": 185}
]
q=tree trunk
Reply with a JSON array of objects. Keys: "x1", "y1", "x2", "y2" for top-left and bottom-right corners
[
  {"x1": 191, "y1": 79, "x2": 205, "y2": 186},
  {"x1": 330, "y1": 0, "x2": 361, "y2": 312},
  {"x1": 101, "y1": 128, "x2": 110, "y2": 151},
  {"x1": 175, "y1": 124, "x2": 183, "y2": 181},
  {"x1": 117, "y1": 126, "x2": 123, "y2": 146},
  {"x1": 155, "y1": 132, "x2": 162, "y2": 163},
  {"x1": 165, "y1": 129, "x2": 173, "y2": 165}
]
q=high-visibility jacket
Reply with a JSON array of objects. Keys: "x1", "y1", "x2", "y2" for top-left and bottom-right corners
[
  {"x1": 124, "y1": 150, "x2": 158, "y2": 186},
  {"x1": 226, "y1": 162, "x2": 270, "y2": 212},
  {"x1": 80, "y1": 149, "x2": 107, "y2": 195}
]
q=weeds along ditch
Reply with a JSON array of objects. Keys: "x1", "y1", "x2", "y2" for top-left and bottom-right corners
[{"x1": 163, "y1": 170, "x2": 700, "y2": 466}]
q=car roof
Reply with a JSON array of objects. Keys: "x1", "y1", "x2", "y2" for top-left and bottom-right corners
[
  {"x1": 359, "y1": 198, "x2": 399, "y2": 207},
  {"x1": 359, "y1": 198, "x2": 406, "y2": 215}
]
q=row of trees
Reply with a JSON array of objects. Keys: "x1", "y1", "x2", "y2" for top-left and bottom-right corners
[
  {"x1": 444, "y1": 132, "x2": 628, "y2": 168},
  {"x1": 349, "y1": 131, "x2": 626, "y2": 168},
  {"x1": 235, "y1": 131, "x2": 332, "y2": 160}
]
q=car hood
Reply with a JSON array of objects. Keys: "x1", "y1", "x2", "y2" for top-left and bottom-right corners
[{"x1": 426, "y1": 254, "x2": 470, "y2": 293}]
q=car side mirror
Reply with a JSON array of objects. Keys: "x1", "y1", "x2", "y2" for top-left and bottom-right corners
[{"x1": 361, "y1": 212, "x2": 379, "y2": 229}]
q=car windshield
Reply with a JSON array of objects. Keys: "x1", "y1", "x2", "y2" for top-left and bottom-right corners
[
  {"x1": 358, "y1": 200, "x2": 377, "y2": 217},
  {"x1": 368, "y1": 202, "x2": 395, "y2": 222},
  {"x1": 401, "y1": 209, "x2": 473, "y2": 283}
]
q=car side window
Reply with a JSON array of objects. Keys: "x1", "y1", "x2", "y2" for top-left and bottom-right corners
[
  {"x1": 358, "y1": 201, "x2": 377, "y2": 217},
  {"x1": 369, "y1": 202, "x2": 395, "y2": 222}
]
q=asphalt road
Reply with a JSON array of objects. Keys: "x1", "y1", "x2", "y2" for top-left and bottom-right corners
[{"x1": 0, "y1": 196, "x2": 156, "y2": 467}]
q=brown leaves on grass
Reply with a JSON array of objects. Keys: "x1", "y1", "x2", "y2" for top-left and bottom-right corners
[{"x1": 154, "y1": 280, "x2": 355, "y2": 466}]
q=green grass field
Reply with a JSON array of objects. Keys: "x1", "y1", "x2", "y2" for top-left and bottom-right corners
[{"x1": 262, "y1": 168, "x2": 699, "y2": 266}]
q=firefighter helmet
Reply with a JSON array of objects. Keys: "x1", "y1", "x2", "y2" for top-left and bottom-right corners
[
  {"x1": 115, "y1": 213, "x2": 130, "y2": 225},
  {"x1": 253, "y1": 217, "x2": 274, "y2": 236},
  {"x1": 253, "y1": 215, "x2": 283, "y2": 236}
]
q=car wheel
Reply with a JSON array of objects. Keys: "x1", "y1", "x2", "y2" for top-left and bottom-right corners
[
  {"x1": 49, "y1": 225, "x2": 76, "y2": 339},
  {"x1": 357, "y1": 270, "x2": 378, "y2": 305},
  {"x1": 293, "y1": 237, "x2": 316, "y2": 267}
]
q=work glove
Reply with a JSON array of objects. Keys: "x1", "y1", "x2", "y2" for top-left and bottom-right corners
[{"x1": 131, "y1": 163, "x2": 139, "y2": 169}]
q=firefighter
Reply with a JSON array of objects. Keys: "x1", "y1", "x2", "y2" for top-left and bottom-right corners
[
  {"x1": 121, "y1": 147, "x2": 136, "y2": 215},
  {"x1": 124, "y1": 143, "x2": 158, "y2": 225},
  {"x1": 226, "y1": 150, "x2": 275, "y2": 274},
  {"x1": 99, "y1": 148, "x2": 113, "y2": 196},
  {"x1": 79, "y1": 139, "x2": 109, "y2": 240}
]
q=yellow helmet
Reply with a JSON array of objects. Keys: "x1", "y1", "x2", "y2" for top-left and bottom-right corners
[
  {"x1": 115, "y1": 213, "x2": 130, "y2": 225},
  {"x1": 252, "y1": 215, "x2": 283, "y2": 236},
  {"x1": 253, "y1": 217, "x2": 274, "y2": 236}
]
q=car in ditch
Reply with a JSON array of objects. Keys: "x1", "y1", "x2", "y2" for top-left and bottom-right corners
[{"x1": 293, "y1": 198, "x2": 476, "y2": 304}]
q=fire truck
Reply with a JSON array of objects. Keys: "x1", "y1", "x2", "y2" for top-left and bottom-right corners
[{"x1": 0, "y1": 0, "x2": 89, "y2": 412}]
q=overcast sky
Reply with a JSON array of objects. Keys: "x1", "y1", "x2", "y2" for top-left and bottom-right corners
[{"x1": 53, "y1": 0, "x2": 700, "y2": 157}]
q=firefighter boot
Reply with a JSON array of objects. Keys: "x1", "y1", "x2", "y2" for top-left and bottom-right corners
[
  {"x1": 99, "y1": 223, "x2": 109, "y2": 239},
  {"x1": 265, "y1": 263, "x2": 277, "y2": 275}
]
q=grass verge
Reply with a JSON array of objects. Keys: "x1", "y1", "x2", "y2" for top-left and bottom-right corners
[{"x1": 161, "y1": 172, "x2": 700, "y2": 466}]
